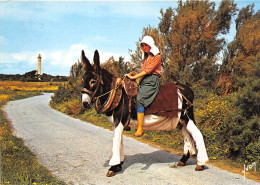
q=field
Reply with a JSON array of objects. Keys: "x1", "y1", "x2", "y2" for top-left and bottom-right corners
[
  {"x1": 0, "y1": 81, "x2": 65, "y2": 185},
  {"x1": 0, "y1": 81, "x2": 61, "y2": 102}
]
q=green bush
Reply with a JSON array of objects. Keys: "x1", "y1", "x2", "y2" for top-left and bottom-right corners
[
  {"x1": 67, "y1": 99, "x2": 84, "y2": 116},
  {"x1": 51, "y1": 84, "x2": 71, "y2": 105},
  {"x1": 245, "y1": 137, "x2": 260, "y2": 165},
  {"x1": 229, "y1": 115, "x2": 260, "y2": 163},
  {"x1": 193, "y1": 82, "x2": 259, "y2": 166}
]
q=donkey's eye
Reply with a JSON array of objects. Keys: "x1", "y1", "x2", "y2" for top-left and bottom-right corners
[{"x1": 89, "y1": 79, "x2": 97, "y2": 88}]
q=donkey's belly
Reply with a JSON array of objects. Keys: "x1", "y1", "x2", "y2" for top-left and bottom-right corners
[{"x1": 129, "y1": 115, "x2": 179, "y2": 131}]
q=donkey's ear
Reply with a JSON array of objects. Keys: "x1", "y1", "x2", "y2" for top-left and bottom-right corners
[
  {"x1": 81, "y1": 50, "x2": 93, "y2": 71},
  {"x1": 93, "y1": 50, "x2": 100, "y2": 73}
]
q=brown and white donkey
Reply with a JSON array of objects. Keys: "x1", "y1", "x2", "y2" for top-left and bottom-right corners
[{"x1": 81, "y1": 50, "x2": 209, "y2": 177}]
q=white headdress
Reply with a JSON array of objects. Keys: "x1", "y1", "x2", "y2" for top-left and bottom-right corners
[{"x1": 140, "y1": 36, "x2": 160, "y2": 59}]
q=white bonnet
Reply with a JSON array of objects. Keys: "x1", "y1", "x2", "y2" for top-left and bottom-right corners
[{"x1": 140, "y1": 35, "x2": 160, "y2": 59}]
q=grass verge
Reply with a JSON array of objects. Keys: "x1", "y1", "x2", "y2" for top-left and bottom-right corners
[{"x1": 1, "y1": 81, "x2": 66, "y2": 185}]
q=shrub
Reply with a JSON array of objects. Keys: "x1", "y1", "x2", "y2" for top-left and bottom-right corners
[
  {"x1": 67, "y1": 99, "x2": 83, "y2": 116},
  {"x1": 245, "y1": 137, "x2": 260, "y2": 165},
  {"x1": 235, "y1": 78, "x2": 260, "y2": 119},
  {"x1": 196, "y1": 95, "x2": 233, "y2": 132},
  {"x1": 50, "y1": 84, "x2": 71, "y2": 104},
  {"x1": 229, "y1": 115, "x2": 260, "y2": 163}
]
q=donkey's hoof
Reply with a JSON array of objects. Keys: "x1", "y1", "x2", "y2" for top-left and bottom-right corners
[
  {"x1": 106, "y1": 164, "x2": 122, "y2": 177},
  {"x1": 124, "y1": 125, "x2": 131, "y2": 131},
  {"x1": 106, "y1": 170, "x2": 115, "y2": 177},
  {"x1": 195, "y1": 165, "x2": 204, "y2": 171},
  {"x1": 177, "y1": 161, "x2": 186, "y2": 166}
]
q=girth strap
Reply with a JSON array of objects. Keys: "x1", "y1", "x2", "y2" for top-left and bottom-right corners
[{"x1": 176, "y1": 85, "x2": 193, "y2": 112}]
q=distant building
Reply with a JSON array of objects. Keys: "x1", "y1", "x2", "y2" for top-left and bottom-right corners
[{"x1": 37, "y1": 54, "x2": 41, "y2": 75}]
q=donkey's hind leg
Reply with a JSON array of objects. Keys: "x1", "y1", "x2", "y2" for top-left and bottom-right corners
[
  {"x1": 186, "y1": 119, "x2": 209, "y2": 170},
  {"x1": 178, "y1": 125, "x2": 196, "y2": 166}
]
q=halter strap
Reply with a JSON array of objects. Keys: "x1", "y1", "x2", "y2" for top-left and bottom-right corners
[
  {"x1": 81, "y1": 88, "x2": 93, "y2": 95},
  {"x1": 81, "y1": 74, "x2": 102, "y2": 99}
]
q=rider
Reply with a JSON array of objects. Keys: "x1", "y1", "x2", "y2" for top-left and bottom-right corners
[{"x1": 125, "y1": 36, "x2": 162, "y2": 137}]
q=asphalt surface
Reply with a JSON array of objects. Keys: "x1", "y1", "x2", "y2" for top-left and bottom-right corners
[{"x1": 3, "y1": 93, "x2": 259, "y2": 185}]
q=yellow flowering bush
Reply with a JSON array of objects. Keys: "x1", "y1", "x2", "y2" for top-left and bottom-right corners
[
  {"x1": 196, "y1": 96, "x2": 233, "y2": 131},
  {"x1": 0, "y1": 94, "x2": 9, "y2": 103}
]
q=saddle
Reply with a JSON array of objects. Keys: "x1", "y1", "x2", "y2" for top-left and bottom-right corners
[
  {"x1": 121, "y1": 77, "x2": 138, "y2": 97},
  {"x1": 121, "y1": 78, "x2": 179, "y2": 118}
]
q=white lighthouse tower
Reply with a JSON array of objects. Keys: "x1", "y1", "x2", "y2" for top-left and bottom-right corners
[{"x1": 37, "y1": 54, "x2": 41, "y2": 75}]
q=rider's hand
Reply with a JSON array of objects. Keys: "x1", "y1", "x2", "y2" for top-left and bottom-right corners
[
  {"x1": 125, "y1": 73, "x2": 135, "y2": 80},
  {"x1": 129, "y1": 72, "x2": 136, "y2": 76},
  {"x1": 125, "y1": 72, "x2": 136, "y2": 80}
]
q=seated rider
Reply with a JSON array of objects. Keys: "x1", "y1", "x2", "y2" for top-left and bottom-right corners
[{"x1": 125, "y1": 35, "x2": 162, "y2": 137}]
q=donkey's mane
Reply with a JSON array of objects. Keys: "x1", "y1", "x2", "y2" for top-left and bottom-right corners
[{"x1": 97, "y1": 68, "x2": 115, "y2": 104}]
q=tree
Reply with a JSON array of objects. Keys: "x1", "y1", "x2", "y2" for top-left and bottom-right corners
[
  {"x1": 70, "y1": 60, "x2": 84, "y2": 77},
  {"x1": 219, "y1": 5, "x2": 259, "y2": 94},
  {"x1": 102, "y1": 56, "x2": 132, "y2": 77},
  {"x1": 165, "y1": 0, "x2": 236, "y2": 85},
  {"x1": 235, "y1": 4, "x2": 255, "y2": 31},
  {"x1": 215, "y1": 0, "x2": 237, "y2": 34},
  {"x1": 129, "y1": 0, "x2": 237, "y2": 87}
]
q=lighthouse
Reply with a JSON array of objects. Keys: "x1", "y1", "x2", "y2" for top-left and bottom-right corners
[{"x1": 37, "y1": 54, "x2": 41, "y2": 75}]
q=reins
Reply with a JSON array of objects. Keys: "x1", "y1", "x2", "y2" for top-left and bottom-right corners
[{"x1": 95, "y1": 76, "x2": 126, "y2": 100}]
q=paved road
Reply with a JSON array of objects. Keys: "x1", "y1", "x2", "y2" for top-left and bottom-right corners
[{"x1": 3, "y1": 93, "x2": 259, "y2": 185}]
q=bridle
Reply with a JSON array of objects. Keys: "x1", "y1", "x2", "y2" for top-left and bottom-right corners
[
  {"x1": 81, "y1": 71, "x2": 126, "y2": 114},
  {"x1": 81, "y1": 72, "x2": 103, "y2": 105}
]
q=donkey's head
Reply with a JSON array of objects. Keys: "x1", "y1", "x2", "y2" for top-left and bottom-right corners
[{"x1": 81, "y1": 50, "x2": 102, "y2": 109}]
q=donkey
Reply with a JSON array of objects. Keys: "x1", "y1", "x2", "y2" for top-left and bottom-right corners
[{"x1": 81, "y1": 50, "x2": 209, "y2": 177}]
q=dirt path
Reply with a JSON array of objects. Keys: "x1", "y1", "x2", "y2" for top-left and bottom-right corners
[{"x1": 3, "y1": 93, "x2": 259, "y2": 185}]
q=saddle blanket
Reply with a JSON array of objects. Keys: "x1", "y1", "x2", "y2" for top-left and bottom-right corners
[
  {"x1": 144, "y1": 82, "x2": 178, "y2": 118},
  {"x1": 129, "y1": 115, "x2": 179, "y2": 131}
]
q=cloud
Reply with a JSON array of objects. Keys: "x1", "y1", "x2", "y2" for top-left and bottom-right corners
[
  {"x1": 0, "y1": 43, "x2": 129, "y2": 75},
  {"x1": 0, "y1": 52, "x2": 34, "y2": 64}
]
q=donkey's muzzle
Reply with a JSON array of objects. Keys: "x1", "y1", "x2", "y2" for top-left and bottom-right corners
[
  {"x1": 82, "y1": 93, "x2": 92, "y2": 109},
  {"x1": 83, "y1": 102, "x2": 91, "y2": 109}
]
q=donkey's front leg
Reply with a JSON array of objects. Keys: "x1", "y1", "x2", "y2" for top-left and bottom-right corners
[{"x1": 107, "y1": 122, "x2": 124, "y2": 177}]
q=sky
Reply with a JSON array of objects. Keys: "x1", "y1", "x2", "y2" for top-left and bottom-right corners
[{"x1": 0, "y1": 1, "x2": 259, "y2": 76}]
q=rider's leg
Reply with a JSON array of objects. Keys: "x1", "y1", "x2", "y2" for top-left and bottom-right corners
[{"x1": 134, "y1": 106, "x2": 144, "y2": 137}]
